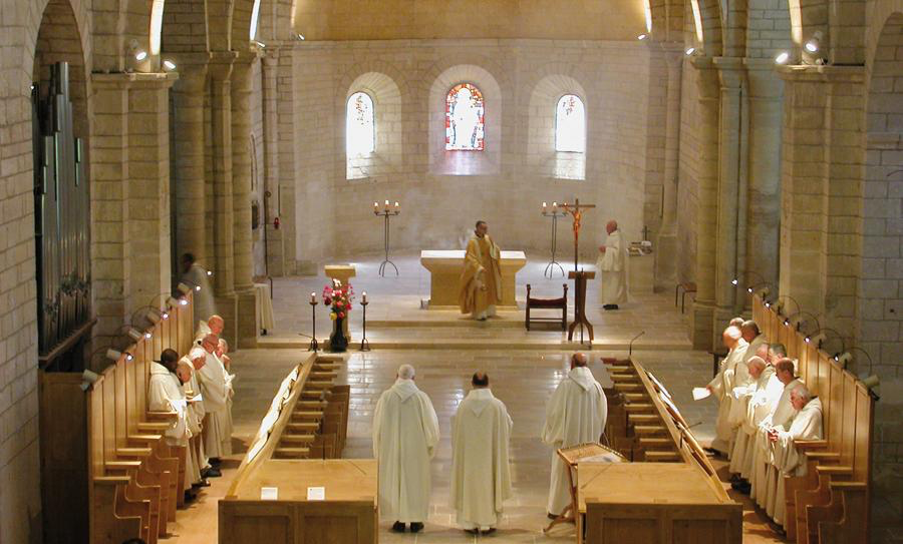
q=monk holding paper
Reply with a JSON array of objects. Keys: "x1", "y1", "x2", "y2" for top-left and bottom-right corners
[{"x1": 459, "y1": 221, "x2": 503, "y2": 320}]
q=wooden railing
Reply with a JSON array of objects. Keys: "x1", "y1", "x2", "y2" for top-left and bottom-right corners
[
  {"x1": 86, "y1": 294, "x2": 195, "y2": 544},
  {"x1": 752, "y1": 295, "x2": 874, "y2": 543}
]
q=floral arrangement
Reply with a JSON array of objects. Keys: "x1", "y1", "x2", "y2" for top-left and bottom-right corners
[{"x1": 322, "y1": 279, "x2": 355, "y2": 321}]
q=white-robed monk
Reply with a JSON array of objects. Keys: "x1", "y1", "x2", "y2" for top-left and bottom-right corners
[
  {"x1": 451, "y1": 372, "x2": 513, "y2": 535},
  {"x1": 373, "y1": 365, "x2": 440, "y2": 534},
  {"x1": 176, "y1": 358, "x2": 205, "y2": 488},
  {"x1": 191, "y1": 335, "x2": 233, "y2": 461},
  {"x1": 542, "y1": 353, "x2": 607, "y2": 517},
  {"x1": 216, "y1": 338, "x2": 234, "y2": 442},
  {"x1": 728, "y1": 356, "x2": 783, "y2": 483},
  {"x1": 769, "y1": 386, "x2": 823, "y2": 527},
  {"x1": 181, "y1": 252, "x2": 216, "y2": 323},
  {"x1": 596, "y1": 220, "x2": 627, "y2": 310},
  {"x1": 751, "y1": 358, "x2": 801, "y2": 509},
  {"x1": 148, "y1": 349, "x2": 192, "y2": 492},
  {"x1": 705, "y1": 326, "x2": 749, "y2": 455},
  {"x1": 740, "y1": 320, "x2": 767, "y2": 365},
  {"x1": 195, "y1": 314, "x2": 224, "y2": 343},
  {"x1": 459, "y1": 221, "x2": 503, "y2": 321}
]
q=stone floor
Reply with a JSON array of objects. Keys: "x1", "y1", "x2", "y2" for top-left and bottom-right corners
[{"x1": 160, "y1": 255, "x2": 900, "y2": 543}]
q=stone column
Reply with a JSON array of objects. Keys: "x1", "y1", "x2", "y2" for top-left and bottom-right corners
[
  {"x1": 208, "y1": 52, "x2": 238, "y2": 342},
  {"x1": 655, "y1": 45, "x2": 685, "y2": 288},
  {"x1": 231, "y1": 50, "x2": 260, "y2": 347},
  {"x1": 170, "y1": 55, "x2": 210, "y2": 266},
  {"x1": 90, "y1": 74, "x2": 133, "y2": 347},
  {"x1": 275, "y1": 45, "x2": 300, "y2": 274},
  {"x1": 713, "y1": 57, "x2": 749, "y2": 326},
  {"x1": 261, "y1": 49, "x2": 284, "y2": 276},
  {"x1": 127, "y1": 73, "x2": 180, "y2": 316},
  {"x1": 743, "y1": 59, "x2": 784, "y2": 301},
  {"x1": 689, "y1": 57, "x2": 721, "y2": 349}
]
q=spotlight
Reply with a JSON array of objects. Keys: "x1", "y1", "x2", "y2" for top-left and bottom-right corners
[
  {"x1": 147, "y1": 309, "x2": 162, "y2": 324},
  {"x1": 730, "y1": 278, "x2": 739, "y2": 286},
  {"x1": 80, "y1": 369, "x2": 100, "y2": 391},
  {"x1": 195, "y1": 285, "x2": 201, "y2": 292},
  {"x1": 804, "y1": 31, "x2": 822, "y2": 53},
  {"x1": 296, "y1": 33, "x2": 305, "y2": 41},
  {"x1": 253, "y1": 40, "x2": 266, "y2": 48},
  {"x1": 161, "y1": 311, "x2": 170, "y2": 320},
  {"x1": 166, "y1": 296, "x2": 180, "y2": 308},
  {"x1": 638, "y1": 34, "x2": 648, "y2": 40},
  {"x1": 775, "y1": 51, "x2": 790, "y2": 64},
  {"x1": 207, "y1": 270, "x2": 213, "y2": 277},
  {"x1": 106, "y1": 349, "x2": 124, "y2": 361},
  {"x1": 135, "y1": 50, "x2": 148, "y2": 61},
  {"x1": 177, "y1": 282, "x2": 192, "y2": 295},
  {"x1": 685, "y1": 47, "x2": 695, "y2": 55},
  {"x1": 783, "y1": 318, "x2": 791, "y2": 326},
  {"x1": 128, "y1": 328, "x2": 151, "y2": 341},
  {"x1": 861, "y1": 374, "x2": 880, "y2": 389},
  {"x1": 163, "y1": 59, "x2": 177, "y2": 71},
  {"x1": 835, "y1": 352, "x2": 852, "y2": 367}
]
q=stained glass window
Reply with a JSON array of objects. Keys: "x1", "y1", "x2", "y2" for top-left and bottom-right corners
[
  {"x1": 346, "y1": 92, "x2": 375, "y2": 156},
  {"x1": 555, "y1": 94, "x2": 586, "y2": 153},
  {"x1": 445, "y1": 83, "x2": 485, "y2": 151}
]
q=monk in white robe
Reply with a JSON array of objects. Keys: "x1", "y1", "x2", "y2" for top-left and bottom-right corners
[
  {"x1": 596, "y1": 220, "x2": 627, "y2": 309},
  {"x1": 373, "y1": 365, "x2": 440, "y2": 533},
  {"x1": 459, "y1": 221, "x2": 503, "y2": 320},
  {"x1": 729, "y1": 356, "x2": 783, "y2": 485},
  {"x1": 451, "y1": 372, "x2": 513, "y2": 535},
  {"x1": 176, "y1": 358, "x2": 205, "y2": 488},
  {"x1": 216, "y1": 338, "x2": 234, "y2": 441},
  {"x1": 705, "y1": 326, "x2": 749, "y2": 455},
  {"x1": 542, "y1": 353, "x2": 607, "y2": 517},
  {"x1": 740, "y1": 320, "x2": 767, "y2": 365},
  {"x1": 770, "y1": 388, "x2": 823, "y2": 527},
  {"x1": 751, "y1": 358, "x2": 801, "y2": 508},
  {"x1": 181, "y1": 252, "x2": 216, "y2": 323},
  {"x1": 195, "y1": 314, "x2": 224, "y2": 343},
  {"x1": 148, "y1": 349, "x2": 192, "y2": 492},
  {"x1": 192, "y1": 335, "x2": 232, "y2": 460}
]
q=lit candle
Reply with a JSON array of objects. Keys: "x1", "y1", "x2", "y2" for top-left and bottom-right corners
[
  {"x1": 384, "y1": 199, "x2": 390, "y2": 210},
  {"x1": 553, "y1": 201, "x2": 558, "y2": 211},
  {"x1": 394, "y1": 201, "x2": 399, "y2": 209},
  {"x1": 543, "y1": 201, "x2": 548, "y2": 212},
  {"x1": 373, "y1": 201, "x2": 378, "y2": 212},
  {"x1": 310, "y1": 292, "x2": 316, "y2": 304},
  {"x1": 362, "y1": 291, "x2": 368, "y2": 304}
]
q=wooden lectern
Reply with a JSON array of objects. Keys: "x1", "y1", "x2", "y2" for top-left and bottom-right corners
[{"x1": 568, "y1": 270, "x2": 595, "y2": 345}]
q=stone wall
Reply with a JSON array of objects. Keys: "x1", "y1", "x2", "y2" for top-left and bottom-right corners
[
  {"x1": 284, "y1": 39, "x2": 656, "y2": 266},
  {"x1": 676, "y1": 59, "x2": 701, "y2": 285}
]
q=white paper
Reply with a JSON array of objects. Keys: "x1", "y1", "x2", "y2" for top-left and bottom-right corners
[
  {"x1": 261, "y1": 487, "x2": 279, "y2": 501},
  {"x1": 307, "y1": 486, "x2": 325, "y2": 501},
  {"x1": 692, "y1": 387, "x2": 711, "y2": 401}
]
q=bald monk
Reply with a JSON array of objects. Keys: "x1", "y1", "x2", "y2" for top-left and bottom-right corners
[
  {"x1": 195, "y1": 314, "x2": 225, "y2": 342},
  {"x1": 705, "y1": 326, "x2": 749, "y2": 456},
  {"x1": 459, "y1": 221, "x2": 503, "y2": 321},
  {"x1": 596, "y1": 220, "x2": 627, "y2": 310}
]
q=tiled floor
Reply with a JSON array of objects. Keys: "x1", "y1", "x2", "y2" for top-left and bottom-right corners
[{"x1": 160, "y1": 255, "x2": 900, "y2": 543}]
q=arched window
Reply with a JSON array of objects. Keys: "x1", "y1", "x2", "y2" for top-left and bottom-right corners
[
  {"x1": 555, "y1": 94, "x2": 586, "y2": 153},
  {"x1": 346, "y1": 92, "x2": 375, "y2": 156},
  {"x1": 445, "y1": 83, "x2": 485, "y2": 151}
]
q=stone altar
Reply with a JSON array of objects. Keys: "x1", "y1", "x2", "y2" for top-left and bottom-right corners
[{"x1": 419, "y1": 250, "x2": 527, "y2": 309}]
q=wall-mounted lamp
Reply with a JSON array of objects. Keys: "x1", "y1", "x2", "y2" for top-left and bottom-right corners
[
  {"x1": 775, "y1": 51, "x2": 790, "y2": 64},
  {"x1": 804, "y1": 31, "x2": 823, "y2": 53},
  {"x1": 163, "y1": 59, "x2": 177, "y2": 71}
]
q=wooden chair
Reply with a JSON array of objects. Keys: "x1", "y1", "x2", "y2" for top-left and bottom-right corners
[
  {"x1": 525, "y1": 283, "x2": 568, "y2": 331},
  {"x1": 543, "y1": 442, "x2": 627, "y2": 534}
]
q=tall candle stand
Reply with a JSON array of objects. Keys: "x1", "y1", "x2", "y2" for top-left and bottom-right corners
[
  {"x1": 307, "y1": 293, "x2": 319, "y2": 352},
  {"x1": 373, "y1": 200, "x2": 400, "y2": 277},
  {"x1": 541, "y1": 202, "x2": 567, "y2": 278},
  {"x1": 359, "y1": 292, "x2": 371, "y2": 352}
]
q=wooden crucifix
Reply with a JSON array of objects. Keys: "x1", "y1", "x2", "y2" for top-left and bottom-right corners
[{"x1": 560, "y1": 199, "x2": 597, "y2": 345}]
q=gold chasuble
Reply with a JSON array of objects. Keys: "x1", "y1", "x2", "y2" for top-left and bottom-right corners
[{"x1": 459, "y1": 235, "x2": 503, "y2": 319}]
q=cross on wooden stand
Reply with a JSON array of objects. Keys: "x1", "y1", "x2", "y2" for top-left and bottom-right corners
[{"x1": 560, "y1": 199, "x2": 596, "y2": 346}]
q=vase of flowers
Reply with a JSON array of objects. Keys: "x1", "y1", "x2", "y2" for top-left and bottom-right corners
[{"x1": 323, "y1": 279, "x2": 354, "y2": 352}]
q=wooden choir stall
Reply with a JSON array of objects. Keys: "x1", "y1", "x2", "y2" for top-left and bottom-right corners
[
  {"x1": 219, "y1": 354, "x2": 375, "y2": 544},
  {"x1": 753, "y1": 295, "x2": 875, "y2": 543},
  {"x1": 587, "y1": 357, "x2": 743, "y2": 543}
]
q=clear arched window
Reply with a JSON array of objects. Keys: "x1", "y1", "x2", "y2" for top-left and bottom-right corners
[
  {"x1": 346, "y1": 92, "x2": 375, "y2": 156},
  {"x1": 555, "y1": 94, "x2": 586, "y2": 153},
  {"x1": 445, "y1": 83, "x2": 485, "y2": 151}
]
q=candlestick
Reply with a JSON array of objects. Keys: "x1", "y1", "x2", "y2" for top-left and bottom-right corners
[
  {"x1": 359, "y1": 297, "x2": 371, "y2": 352},
  {"x1": 373, "y1": 201, "x2": 378, "y2": 212},
  {"x1": 540, "y1": 204, "x2": 567, "y2": 278},
  {"x1": 373, "y1": 204, "x2": 400, "y2": 277},
  {"x1": 384, "y1": 199, "x2": 390, "y2": 211},
  {"x1": 362, "y1": 291, "x2": 368, "y2": 304},
  {"x1": 307, "y1": 296, "x2": 319, "y2": 352},
  {"x1": 310, "y1": 291, "x2": 316, "y2": 304}
]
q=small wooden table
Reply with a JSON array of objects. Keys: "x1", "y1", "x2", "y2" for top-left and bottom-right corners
[{"x1": 419, "y1": 250, "x2": 527, "y2": 308}]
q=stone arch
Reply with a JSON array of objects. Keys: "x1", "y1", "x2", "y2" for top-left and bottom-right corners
[
  {"x1": 257, "y1": 0, "x2": 296, "y2": 42},
  {"x1": 335, "y1": 69, "x2": 404, "y2": 181},
  {"x1": 745, "y1": 0, "x2": 793, "y2": 58},
  {"x1": 688, "y1": 0, "x2": 724, "y2": 56},
  {"x1": 526, "y1": 73, "x2": 590, "y2": 180},
  {"x1": 162, "y1": 0, "x2": 209, "y2": 55},
  {"x1": 232, "y1": 0, "x2": 257, "y2": 47},
  {"x1": 425, "y1": 62, "x2": 508, "y2": 176},
  {"x1": 207, "y1": 0, "x2": 234, "y2": 51}
]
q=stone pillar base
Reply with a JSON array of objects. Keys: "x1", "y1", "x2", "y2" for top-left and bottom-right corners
[
  {"x1": 214, "y1": 294, "x2": 238, "y2": 347},
  {"x1": 690, "y1": 301, "x2": 716, "y2": 350},
  {"x1": 236, "y1": 288, "x2": 259, "y2": 349}
]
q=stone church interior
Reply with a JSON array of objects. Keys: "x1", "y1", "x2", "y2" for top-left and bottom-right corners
[{"x1": 0, "y1": 0, "x2": 901, "y2": 543}]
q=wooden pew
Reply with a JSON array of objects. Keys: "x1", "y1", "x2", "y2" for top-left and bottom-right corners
[
  {"x1": 752, "y1": 296, "x2": 874, "y2": 543},
  {"x1": 220, "y1": 355, "x2": 374, "y2": 544}
]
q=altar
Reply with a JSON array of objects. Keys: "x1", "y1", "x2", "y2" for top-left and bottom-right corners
[{"x1": 420, "y1": 250, "x2": 527, "y2": 309}]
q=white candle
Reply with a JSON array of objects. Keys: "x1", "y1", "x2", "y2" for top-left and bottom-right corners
[
  {"x1": 373, "y1": 201, "x2": 378, "y2": 211},
  {"x1": 553, "y1": 201, "x2": 558, "y2": 210},
  {"x1": 310, "y1": 292, "x2": 316, "y2": 304},
  {"x1": 384, "y1": 199, "x2": 390, "y2": 210},
  {"x1": 394, "y1": 201, "x2": 399, "y2": 209},
  {"x1": 543, "y1": 202, "x2": 547, "y2": 211},
  {"x1": 362, "y1": 291, "x2": 368, "y2": 304}
]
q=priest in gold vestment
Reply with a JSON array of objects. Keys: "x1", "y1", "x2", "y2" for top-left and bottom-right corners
[{"x1": 459, "y1": 221, "x2": 503, "y2": 320}]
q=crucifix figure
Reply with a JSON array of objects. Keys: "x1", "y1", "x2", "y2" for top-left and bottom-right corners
[{"x1": 560, "y1": 199, "x2": 596, "y2": 345}]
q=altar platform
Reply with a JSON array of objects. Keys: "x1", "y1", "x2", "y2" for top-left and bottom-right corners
[{"x1": 257, "y1": 253, "x2": 692, "y2": 351}]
